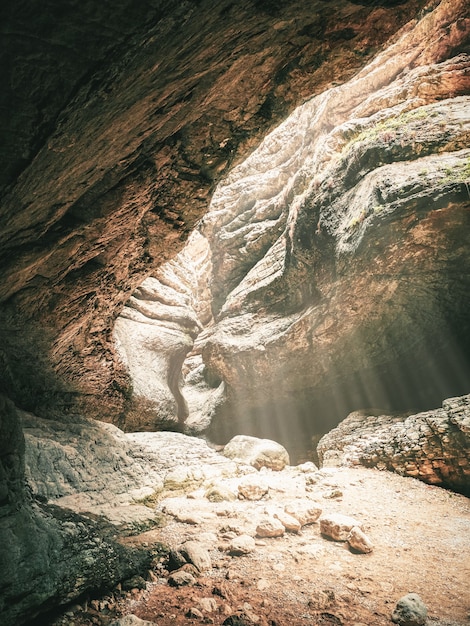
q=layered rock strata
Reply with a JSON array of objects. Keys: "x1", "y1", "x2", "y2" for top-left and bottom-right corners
[
  {"x1": 116, "y1": 0, "x2": 470, "y2": 457},
  {"x1": 317, "y1": 394, "x2": 470, "y2": 495},
  {"x1": 0, "y1": 0, "x2": 421, "y2": 419},
  {"x1": 199, "y1": 8, "x2": 470, "y2": 440}
]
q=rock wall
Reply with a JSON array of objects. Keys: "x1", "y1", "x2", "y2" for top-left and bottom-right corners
[
  {"x1": 187, "y1": 0, "x2": 470, "y2": 447},
  {"x1": 317, "y1": 395, "x2": 470, "y2": 495},
  {"x1": 0, "y1": 0, "x2": 422, "y2": 420},
  {"x1": 113, "y1": 0, "x2": 470, "y2": 464},
  {"x1": 0, "y1": 397, "x2": 150, "y2": 626}
]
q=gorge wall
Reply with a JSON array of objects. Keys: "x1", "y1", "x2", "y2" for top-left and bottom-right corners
[
  {"x1": 115, "y1": 0, "x2": 470, "y2": 481},
  {"x1": 0, "y1": 0, "x2": 469, "y2": 623}
]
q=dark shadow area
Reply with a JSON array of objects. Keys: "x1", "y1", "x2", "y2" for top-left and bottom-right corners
[{"x1": 207, "y1": 331, "x2": 470, "y2": 465}]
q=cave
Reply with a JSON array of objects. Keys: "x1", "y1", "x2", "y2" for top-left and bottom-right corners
[{"x1": 1, "y1": 0, "x2": 469, "y2": 624}]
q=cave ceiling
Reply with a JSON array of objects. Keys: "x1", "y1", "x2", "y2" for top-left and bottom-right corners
[{"x1": 1, "y1": 0, "x2": 467, "y2": 423}]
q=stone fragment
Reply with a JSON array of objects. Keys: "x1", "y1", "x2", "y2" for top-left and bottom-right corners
[
  {"x1": 168, "y1": 570, "x2": 196, "y2": 587},
  {"x1": 319, "y1": 514, "x2": 362, "y2": 541},
  {"x1": 238, "y1": 477, "x2": 269, "y2": 500},
  {"x1": 347, "y1": 526, "x2": 374, "y2": 553},
  {"x1": 205, "y1": 484, "x2": 237, "y2": 502},
  {"x1": 255, "y1": 516, "x2": 285, "y2": 538},
  {"x1": 274, "y1": 510, "x2": 301, "y2": 532},
  {"x1": 223, "y1": 435, "x2": 290, "y2": 471},
  {"x1": 109, "y1": 616, "x2": 157, "y2": 626},
  {"x1": 229, "y1": 535, "x2": 256, "y2": 555},
  {"x1": 186, "y1": 607, "x2": 204, "y2": 619},
  {"x1": 284, "y1": 502, "x2": 322, "y2": 526},
  {"x1": 168, "y1": 549, "x2": 187, "y2": 571},
  {"x1": 391, "y1": 593, "x2": 428, "y2": 625},
  {"x1": 199, "y1": 597, "x2": 219, "y2": 613},
  {"x1": 181, "y1": 540, "x2": 212, "y2": 571}
]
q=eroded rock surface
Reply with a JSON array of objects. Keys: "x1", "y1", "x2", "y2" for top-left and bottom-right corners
[
  {"x1": 113, "y1": 1, "x2": 470, "y2": 457},
  {"x1": 317, "y1": 394, "x2": 470, "y2": 495},
  {"x1": 0, "y1": 0, "x2": 421, "y2": 419}
]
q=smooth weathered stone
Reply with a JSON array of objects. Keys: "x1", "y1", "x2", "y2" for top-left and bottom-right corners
[
  {"x1": 391, "y1": 593, "x2": 428, "y2": 626},
  {"x1": 229, "y1": 535, "x2": 256, "y2": 556},
  {"x1": 347, "y1": 526, "x2": 374, "y2": 554},
  {"x1": 319, "y1": 514, "x2": 362, "y2": 541},
  {"x1": 223, "y1": 435, "x2": 290, "y2": 471},
  {"x1": 205, "y1": 484, "x2": 238, "y2": 502},
  {"x1": 256, "y1": 517, "x2": 285, "y2": 538},
  {"x1": 180, "y1": 541, "x2": 212, "y2": 572}
]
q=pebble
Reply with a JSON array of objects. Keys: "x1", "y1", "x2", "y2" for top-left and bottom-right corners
[{"x1": 391, "y1": 593, "x2": 428, "y2": 625}]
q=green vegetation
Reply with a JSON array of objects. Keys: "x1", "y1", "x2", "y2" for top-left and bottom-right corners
[
  {"x1": 440, "y1": 156, "x2": 470, "y2": 185},
  {"x1": 344, "y1": 106, "x2": 433, "y2": 151}
]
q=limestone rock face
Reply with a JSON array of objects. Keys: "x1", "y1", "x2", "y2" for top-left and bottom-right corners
[
  {"x1": 0, "y1": 0, "x2": 420, "y2": 421},
  {"x1": 178, "y1": 0, "x2": 470, "y2": 449},
  {"x1": 317, "y1": 395, "x2": 470, "y2": 495}
]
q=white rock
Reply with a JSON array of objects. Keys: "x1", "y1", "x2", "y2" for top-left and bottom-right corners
[
  {"x1": 223, "y1": 435, "x2": 290, "y2": 471},
  {"x1": 238, "y1": 476, "x2": 269, "y2": 500},
  {"x1": 274, "y1": 510, "x2": 301, "y2": 532},
  {"x1": 319, "y1": 513, "x2": 362, "y2": 541},
  {"x1": 198, "y1": 597, "x2": 219, "y2": 613},
  {"x1": 256, "y1": 516, "x2": 285, "y2": 538},
  {"x1": 205, "y1": 484, "x2": 237, "y2": 502},
  {"x1": 284, "y1": 502, "x2": 322, "y2": 526},
  {"x1": 181, "y1": 540, "x2": 212, "y2": 571},
  {"x1": 347, "y1": 526, "x2": 374, "y2": 553},
  {"x1": 229, "y1": 534, "x2": 256, "y2": 555}
]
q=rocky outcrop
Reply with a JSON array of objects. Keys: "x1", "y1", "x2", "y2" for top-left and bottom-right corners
[
  {"x1": 317, "y1": 394, "x2": 470, "y2": 495},
  {"x1": 0, "y1": 397, "x2": 151, "y2": 626},
  {"x1": 0, "y1": 0, "x2": 421, "y2": 420},
  {"x1": 176, "y1": 0, "x2": 470, "y2": 448}
]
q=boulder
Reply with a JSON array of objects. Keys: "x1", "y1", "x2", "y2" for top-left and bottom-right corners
[{"x1": 223, "y1": 435, "x2": 290, "y2": 471}]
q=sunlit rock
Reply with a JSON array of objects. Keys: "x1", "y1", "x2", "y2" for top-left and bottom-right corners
[
  {"x1": 180, "y1": 540, "x2": 212, "y2": 572},
  {"x1": 273, "y1": 509, "x2": 302, "y2": 533},
  {"x1": 347, "y1": 526, "x2": 374, "y2": 554},
  {"x1": 255, "y1": 516, "x2": 285, "y2": 538},
  {"x1": 238, "y1": 476, "x2": 269, "y2": 501},
  {"x1": 181, "y1": 0, "x2": 470, "y2": 453},
  {"x1": 223, "y1": 435, "x2": 290, "y2": 471},
  {"x1": 317, "y1": 395, "x2": 470, "y2": 495},
  {"x1": 284, "y1": 502, "x2": 322, "y2": 527},
  {"x1": 319, "y1": 513, "x2": 363, "y2": 541},
  {"x1": 229, "y1": 535, "x2": 256, "y2": 556}
]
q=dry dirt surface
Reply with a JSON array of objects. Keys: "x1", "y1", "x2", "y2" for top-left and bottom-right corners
[{"x1": 46, "y1": 466, "x2": 469, "y2": 626}]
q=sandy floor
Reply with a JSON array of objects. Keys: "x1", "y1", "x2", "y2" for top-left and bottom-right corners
[{"x1": 46, "y1": 465, "x2": 470, "y2": 626}]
